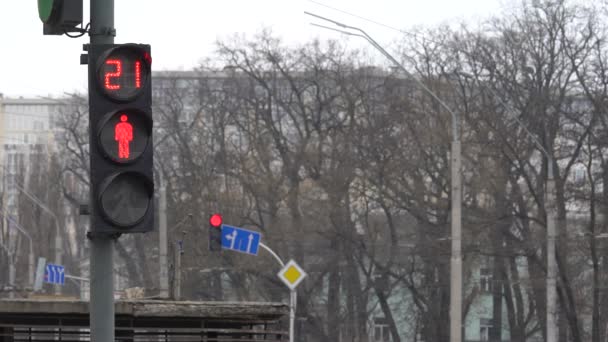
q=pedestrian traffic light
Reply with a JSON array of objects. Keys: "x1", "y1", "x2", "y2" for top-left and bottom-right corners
[
  {"x1": 209, "y1": 214, "x2": 223, "y2": 251},
  {"x1": 38, "y1": 0, "x2": 83, "y2": 35},
  {"x1": 88, "y1": 43, "x2": 154, "y2": 234}
]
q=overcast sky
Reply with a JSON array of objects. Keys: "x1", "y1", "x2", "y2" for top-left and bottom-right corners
[{"x1": 0, "y1": 0, "x2": 507, "y2": 98}]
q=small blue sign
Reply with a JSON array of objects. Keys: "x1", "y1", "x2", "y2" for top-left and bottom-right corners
[
  {"x1": 44, "y1": 263, "x2": 65, "y2": 285},
  {"x1": 221, "y1": 225, "x2": 261, "y2": 256}
]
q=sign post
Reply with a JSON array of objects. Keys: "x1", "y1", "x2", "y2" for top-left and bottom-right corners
[
  {"x1": 259, "y1": 243, "x2": 306, "y2": 342},
  {"x1": 211, "y1": 220, "x2": 306, "y2": 342},
  {"x1": 33, "y1": 257, "x2": 47, "y2": 291},
  {"x1": 277, "y1": 259, "x2": 306, "y2": 342}
]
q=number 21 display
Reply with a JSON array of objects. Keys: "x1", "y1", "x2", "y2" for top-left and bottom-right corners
[{"x1": 97, "y1": 46, "x2": 151, "y2": 101}]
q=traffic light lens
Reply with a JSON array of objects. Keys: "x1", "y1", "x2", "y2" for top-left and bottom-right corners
[
  {"x1": 97, "y1": 46, "x2": 150, "y2": 101},
  {"x1": 209, "y1": 214, "x2": 223, "y2": 227},
  {"x1": 38, "y1": 0, "x2": 57, "y2": 22},
  {"x1": 100, "y1": 173, "x2": 152, "y2": 227},
  {"x1": 98, "y1": 109, "x2": 151, "y2": 163}
]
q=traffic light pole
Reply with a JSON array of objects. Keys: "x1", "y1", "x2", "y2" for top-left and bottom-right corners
[{"x1": 89, "y1": 0, "x2": 115, "y2": 341}]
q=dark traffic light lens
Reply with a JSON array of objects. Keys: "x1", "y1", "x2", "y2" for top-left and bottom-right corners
[
  {"x1": 99, "y1": 172, "x2": 152, "y2": 227},
  {"x1": 98, "y1": 109, "x2": 151, "y2": 163},
  {"x1": 97, "y1": 46, "x2": 151, "y2": 101}
]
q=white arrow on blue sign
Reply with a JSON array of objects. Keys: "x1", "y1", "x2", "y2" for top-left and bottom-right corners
[
  {"x1": 44, "y1": 263, "x2": 65, "y2": 285},
  {"x1": 221, "y1": 225, "x2": 261, "y2": 256}
]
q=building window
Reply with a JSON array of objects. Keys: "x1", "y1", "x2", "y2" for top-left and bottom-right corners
[
  {"x1": 480, "y1": 268, "x2": 492, "y2": 293},
  {"x1": 480, "y1": 318, "x2": 492, "y2": 341},
  {"x1": 6, "y1": 174, "x2": 15, "y2": 188},
  {"x1": 33, "y1": 120, "x2": 44, "y2": 130},
  {"x1": 372, "y1": 317, "x2": 391, "y2": 342}
]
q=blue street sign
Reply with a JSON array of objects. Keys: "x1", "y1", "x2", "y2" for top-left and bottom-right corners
[
  {"x1": 221, "y1": 225, "x2": 261, "y2": 256},
  {"x1": 44, "y1": 263, "x2": 65, "y2": 285}
]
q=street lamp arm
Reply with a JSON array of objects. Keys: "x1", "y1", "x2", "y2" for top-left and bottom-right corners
[
  {"x1": 0, "y1": 209, "x2": 33, "y2": 244},
  {"x1": 306, "y1": 11, "x2": 460, "y2": 135},
  {"x1": 13, "y1": 182, "x2": 60, "y2": 223},
  {"x1": 310, "y1": 23, "x2": 362, "y2": 38},
  {"x1": 309, "y1": 23, "x2": 393, "y2": 64}
]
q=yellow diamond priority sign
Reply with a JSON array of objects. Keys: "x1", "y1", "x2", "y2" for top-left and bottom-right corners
[{"x1": 278, "y1": 260, "x2": 307, "y2": 290}]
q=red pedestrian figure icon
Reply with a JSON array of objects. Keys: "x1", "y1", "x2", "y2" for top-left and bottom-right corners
[{"x1": 115, "y1": 114, "x2": 133, "y2": 159}]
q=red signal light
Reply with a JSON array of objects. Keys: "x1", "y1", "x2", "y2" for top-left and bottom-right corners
[
  {"x1": 115, "y1": 114, "x2": 133, "y2": 159},
  {"x1": 209, "y1": 214, "x2": 223, "y2": 228}
]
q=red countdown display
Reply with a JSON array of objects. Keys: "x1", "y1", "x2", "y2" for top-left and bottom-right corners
[{"x1": 97, "y1": 45, "x2": 151, "y2": 101}]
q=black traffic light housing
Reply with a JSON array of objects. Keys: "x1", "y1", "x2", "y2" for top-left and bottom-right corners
[
  {"x1": 38, "y1": 0, "x2": 83, "y2": 35},
  {"x1": 88, "y1": 43, "x2": 154, "y2": 235},
  {"x1": 209, "y1": 214, "x2": 223, "y2": 251}
]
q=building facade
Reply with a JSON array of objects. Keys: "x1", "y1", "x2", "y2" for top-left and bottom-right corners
[{"x1": 0, "y1": 95, "x2": 62, "y2": 212}]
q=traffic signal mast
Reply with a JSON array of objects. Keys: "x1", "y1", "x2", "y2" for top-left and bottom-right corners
[{"x1": 88, "y1": 44, "x2": 154, "y2": 235}]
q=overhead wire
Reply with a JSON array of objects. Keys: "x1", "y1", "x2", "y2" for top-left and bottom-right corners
[
  {"x1": 306, "y1": 0, "x2": 466, "y2": 47},
  {"x1": 306, "y1": 0, "x2": 417, "y2": 37}
]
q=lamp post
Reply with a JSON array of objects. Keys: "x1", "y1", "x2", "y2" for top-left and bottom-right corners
[
  {"x1": 0, "y1": 210, "x2": 35, "y2": 289},
  {"x1": 169, "y1": 214, "x2": 192, "y2": 300},
  {"x1": 13, "y1": 181, "x2": 63, "y2": 295},
  {"x1": 306, "y1": 12, "x2": 463, "y2": 342},
  {"x1": 459, "y1": 73, "x2": 557, "y2": 342},
  {"x1": 0, "y1": 162, "x2": 60, "y2": 295},
  {"x1": 158, "y1": 172, "x2": 169, "y2": 298},
  {"x1": 0, "y1": 242, "x2": 15, "y2": 298}
]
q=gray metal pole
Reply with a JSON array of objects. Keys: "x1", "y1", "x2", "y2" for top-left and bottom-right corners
[
  {"x1": 547, "y1": 161, "x2": 557, "y2": 342},
  {"x1": 8, "y1": 253, "x2": 15, "y2": 299},
  {"x1": 450, "y1": 139, "x2": 462, "y2": 342},
  {"x1": 89, "y1": 0, "x2": 115, "y2": 340},
  {"x1": 173, "y1": 243, "x2": 181, "y2": 300},
  {"x1": 159, "y1": 177, "x2": 169, "y2": 298},
  {"x1": 0, "y1": 238, "x2": 14, "y2": 298},
  {"x1": 54, "y1": 227, "x2": 62, "y2": 295},
  {"x1": 12, "y1": 183, "x2": 62, "y2": 294},
  {"x1": 290, "y1": 290, "x2": 296, "y2": 342},
  {"x1": 28, "y1": 248, "x2": 35, "y2": 289},
  {"x1": 90, "y1": 238, "x2": 114, "y2": 341},
  {"x1": 259, "y1": 243, "x2": 297, "y2": 342}
]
